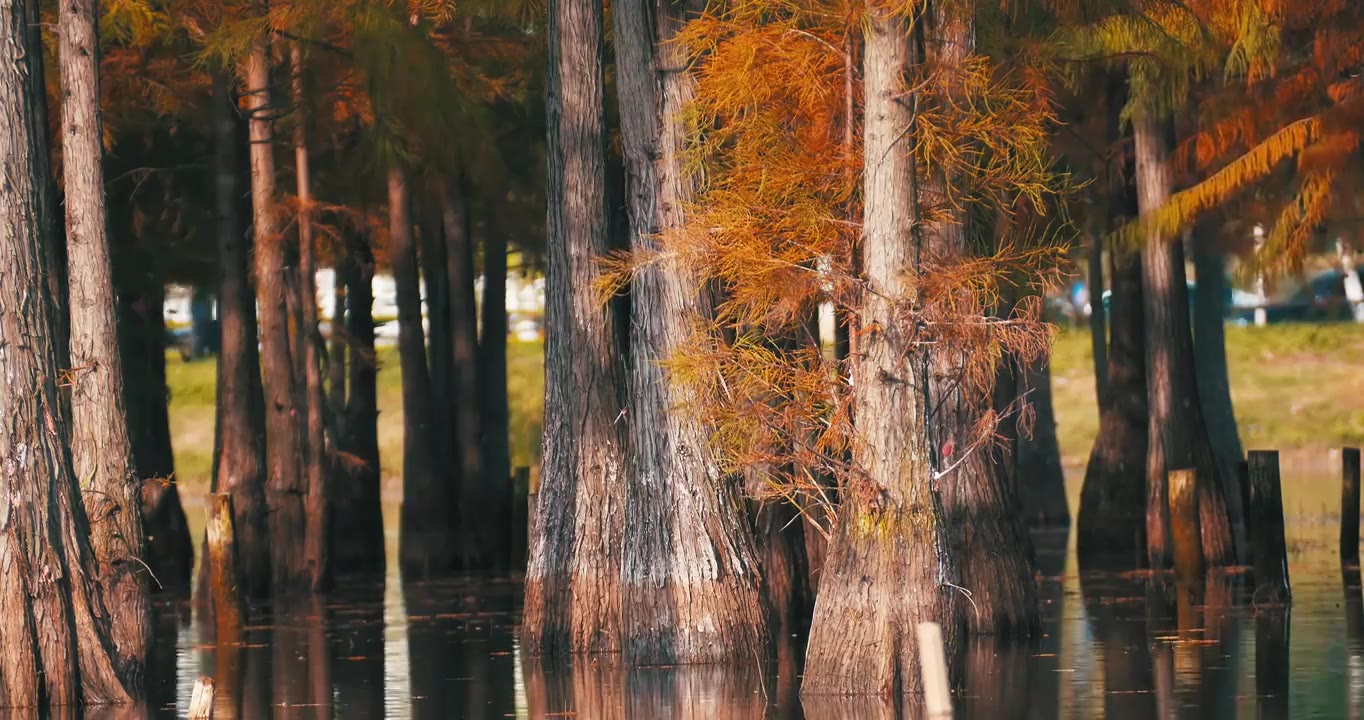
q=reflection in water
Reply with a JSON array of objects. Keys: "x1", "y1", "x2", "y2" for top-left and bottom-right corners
[
  {"x1": 404, "y1": 578, "x2": 518, "y2": 719},
  {"x1": 1257, "y1": 608, "x2": 1291, "y2": 720}
]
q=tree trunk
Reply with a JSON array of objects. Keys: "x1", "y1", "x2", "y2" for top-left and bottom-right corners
[
  {"x1": 443, "y1": 181, "x2": 500, "y2": 571},
  {"x1": 335, "y1": 231, "x2": 385, "y2": 576},
  {"x1": 420, "y1": 203, "x2": 454, "y2": 477},
  {"x1": 246, "y1": 36, "x2": 308, "y2": 594},
  {"x1": 58, "y1": 0, "x2": 150, "y2": 682},
  {"x1": 1192, "y1": 229, "x2": 1245, "y2": 505},
  {"x1": 614, "y1": 0, "x2": 772, "y2": 664},
  {"x1": 392, "y1": 165, "x2": 451, "y2": 579},
  {"x1": 1133, "y1": 111, "x2": 1240, "y2": 570},
  {"x1": 1016, "y1": 359, "x2": 1070, "y2": 527},
  {"x1": 925, "y1": 7, "x2": 1038, "y2": 639},
  {"x1": 1077, "y1": 73, "x2": 1147, "y2": 571},
  {"x1": 802, "y1": 8, "x2": 966, "y2": 695},
  {"x1": 0, "y1": 0, "x2": 135, "y2": 700},
  {"x1": 1088, "y1": 229, "x2": 1109, "y2": 409},
  {"x1": 480, "y1": 226, "x2": 512, "y2": 557},
  {"x1": 290, "y1": 43, "x2": 329, "y2": 591},
  {"x1": 211, "y1": 73, "x2": 270, "y2": 598},
  {"x1": 522, "y1": 0, "x2": 629, "y2": 656},
  {"x1": 328, "y1": 264, "x2": 346, "y2": 422}
]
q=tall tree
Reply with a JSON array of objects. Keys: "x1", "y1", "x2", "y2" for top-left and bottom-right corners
[
  {"x1": 211, "y1": 73, "x2": 270, "y2": 597},
  {"x1": 480, "y1": 227, "x2": 512, "y2": 557},
  {"x1": 614, "y1": 0, "x2": 772, "y2": 663},
  {"x1": 522, "y1": 0, "x2": 628, "y2": 656},
  {"x1": 391, "y1": 164, "x2": 451, "y2": 579},
  {"x1": 290, "y1": 42, "x2": 330, "y2": 590},
  {"x1": 58, "y1": 0, "x2": 150, "y2": 679},
  {"x1": 0, "y1": 0, "x2": 135, "y2": 704},
  {"x1": 803, "y1": 3, "x2": 966, "y2": 694},
  {"x1": 1191, "y1": 225, "x2": 1243, "y2": 493}
]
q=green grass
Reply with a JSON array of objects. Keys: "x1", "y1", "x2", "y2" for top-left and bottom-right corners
[
  {"x1": 167, "y1": 324, "x2": 1364, "y2": 493},
  {"x1": 166, "y1": 340, "x2": 546, "y2": 491}
]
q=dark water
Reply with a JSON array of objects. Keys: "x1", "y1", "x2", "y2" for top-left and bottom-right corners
[{"x1": 148, "y1": 463, "x2": 1364, "y2": 718}]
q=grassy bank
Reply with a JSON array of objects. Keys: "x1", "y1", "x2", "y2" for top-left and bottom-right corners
[{"x1": 166, "y1": 324, "x2": 1364, "y2": 493}]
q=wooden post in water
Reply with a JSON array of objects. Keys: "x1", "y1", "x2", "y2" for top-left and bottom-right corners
[
  {"x1": 1167, "y1": 469, "x2": 1204, "y2": 589},
  {"x1": 188, "y1": 676, "x2": 215, "y2": 718},
  {"x1": 1237, "y1": 458, "x2": 1252, "y2": 562},
  {"x1": 206, "y1": 494, "x2": 246, "y2": 626},
  {"x1": 1248, "y1": 450, "x2": 1291, "y2": 604},
  {"x1": 917, "y1": 622, "x2": 952, "y2": 718},
  {"x1": 1345, "y1": 447, "x2": 1362, "y2": 567}
]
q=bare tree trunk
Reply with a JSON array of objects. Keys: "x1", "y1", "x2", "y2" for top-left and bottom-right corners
[
  {"x1": 392, "y1": 166, "x2": 452, "y2": 579},
  {"x1": 1077, "y1": 73, "x2": 1147, "y2": 571},
  {"x1": 328, "y1": 265, "x2": 346, "y2": 422},
  {"x1": 1192, "y1": 229, "x2": 1244, "y2": 503},
  {"x1": 1133, "y1": 111, "x2": 1240, "y2": 570},
  {"x1": 1016, "y1": 359, "x2": 1070, "y2": 527},
  {"x1": 290, "y1": 43, "x2": 329, "y2": 591},
  {"x1": 480, "y1": 228, "x2": 512, "y2": 557},
  {"x1": 420, "y1": 203, "x2": 454, "y2": 478},
  {"x1": 1088, "y1": 229, "x2": 1109, "y2": 409},
  {"x1": 443, "y1": 181, "x2": 500, "y2": 571},
  {"x1": 334, "y1": 231, "x2": 385, "y2": 575},
  {"x1": 803, "y1": 7, "x2": 965, "y2": 694},
  {"x1": 925, "y1": 7, "x2": 1038, "y2": 639},
  {"x1": 246, "y1": 36, "x2": 309, "y2": 594},
  {"x1": 522, "y1": 0, "x2": 628, "y2": 656},
  {"x1": 58, "y1": 0, "x2": 149, "y2": 682},
  {"x1": 211, "y1": 73, "x2": 270, "y2": 597},
  {"x1": 614, "y1": 0, "x2": 772, "y2": 663},
  {"x1": 0, "y1": 0, "x2": 135, "y2": 700}
]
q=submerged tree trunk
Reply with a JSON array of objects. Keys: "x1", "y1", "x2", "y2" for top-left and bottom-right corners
[
  {"x1": 614, "y1": 0, "x2": 772, "y2": 663},
  {"x1": 211, "y1": 73, "x2": 269, "y2": 597},
  {"x1": 925, "y1": 7, "x2": 1037, "y2": 639},
  {"x1": 334, "y1": 231, "x2": 385, "y2": 576},
  {"x1": 246, "y1": 37, "x2": 308, "y2": 594},
  {"x1": 58, "y1": 0, "x2": 150, "y2": 681},
  {"x1": 1133, "y1": 111, "x2": 1240, "y2": 570},
  {"x1": 1077, "y1": 73, "x2": 1147, "y2": 571},
  {"x1": 523, "y1": 0, "x2": 629, "y2": 656},
  {"x1": 0, "y1": 1, "x2": 135, "y2": 700},
  {"x1": 392, "y1": 166, "x2": 452, "y2": 579},
  {"x1": 1191, "y1": 230, "x2": 1244, "y2": 501},
  {"x1": 1016, "y1": 359, "x2": 1070, "y2": 527},
  {"x1": 443, "y1": 182, "x2": 500, "y2": 572},
  {"x1": 290, "y1": 43, "x2": 329, "y2": 591},
  {"x1": 803, "y1": 8, "x2": 965, "y2": 694}
]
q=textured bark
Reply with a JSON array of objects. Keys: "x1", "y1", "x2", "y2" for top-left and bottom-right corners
[
  {"x1": 614, "y1": 0, "x2": 772, "y2": 664},
  {"x1": 392, "y1": 166, "x2": 451, "y2": 579},
  {"x1": 480, "y1": 224, "x2": 512, "y2": 558},
  {"x1": 211, "y1": 73, "x2": 269, "y2": 598},
  {"x1": 522, "y1": 0, "x2": 628, "y2": 656},
  {"x1": 245, "y1": 37, "x2": 308, "y2": 594},
  {"x1": 925, "y1": 7, "x2": 1038, "y2": 639},
  {"x1": 290, "y1": 43, "x2": 329, "y2": 591},
  {"x1": 1077, "y1": 75, "x2": 1148, "y2": 571},
  {"x1": 755, "y1": 500, "x2": 812, "y2": 636},
  {"x1": 1192, "y1": 230, "x2": 1245, "y2": 509},
  {"x1": 58, "y1": 0, "x2": 150, "y2": 683},
  {"x1": 334, "y1": 232, "x2": 384, "y2": 576},
  {"x1": 1133, "y1": 112, "x2": 1239, "y2": 570},
  {"x1": 443, "y1": 183, "x2": 501, "y2": 571},
  {"x1": 0, "y1": 0, "x2": 133, "y2": 700},
  {"x1": 803, "y1": 8, "x2": 966, "y2": 694},
  {"x1": 1015, "y1": 359, "x2": 1070, "y2": 527}
]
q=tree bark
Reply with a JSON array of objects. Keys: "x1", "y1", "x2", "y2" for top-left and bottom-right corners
[
  {"x1": 1077, "y1": 73, "x2": 1147, "y2": 571},
  {"x1": 443, "y1": 181, "x2": 500, "y2": 571},
  {"x1": 211, "y1": 73, "x2": 270, "y2": 598},
  {"x1": 392, "y1": 165, "x2": 452, "y2": 579},
  {"x1": 1133, "y1": 111, "x2": 1240, "y2": 570},
  {"x1": 420, "y1": 203, "x2": 454, "y2": 477},
  {"x1": 802, "y1": 7, "x2": 966, "y2": 695},
  {"x1": 0, "y1": 0, "x2": 135, "y2": 700},
  {"x1": 327, "y1": 264, "x2": 346, "y2": 422},
  {"x1": 522, "y1": 0, "x2": 629, "y2": 656},
  {"x1": 245, "y1": 36, "x2": 308, "y2": 594},
  {"x1": 480, "y1": 225, "x2": 512, "y2": 558},
  {"x1": 1191, "y1": 229, "x2": 1244, "y2": 504},
  {"x1": 290, "y1": 43, "x2": 329, "y2": 591},
  {"x1": 1015, "y1": 359, "x2": 1070, "y2": 527},
  {"x1": 614, "y1": 0, "x2": 772, "y2": 664},
  {"x1": 335, "y1": 231, "x2": 385, "y2": 575},
  {"x1": 1088, "y1": 229, "x2": 1109, "y2": 409},
  {"x1": 924, "y1": 7, "x2": 1038, "y2": 639},
  {"x1": 58, "y1": 0, "x2": 150, "y2": 683}
]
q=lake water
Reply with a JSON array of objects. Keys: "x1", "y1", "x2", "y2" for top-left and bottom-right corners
[{"x1": 152, "y1": 455, "x2": 1364, "y2": 718}]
